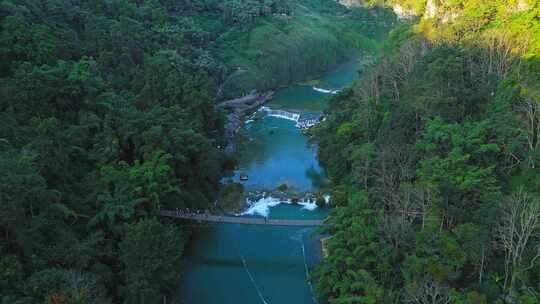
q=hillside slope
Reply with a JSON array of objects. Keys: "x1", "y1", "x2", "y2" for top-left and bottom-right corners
[
  {"x1": 209, "y1": 0, "x2": 397, "y2": 97},
  {"x1": 314, "y1": 0, "x2": 540, "y2": 303},
  {"x1": 0, "y1": 0, "x2": 397, "y2": 303}
]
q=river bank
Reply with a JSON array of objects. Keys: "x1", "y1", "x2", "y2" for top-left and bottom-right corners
[
  {"x1": 220, "y1": 58, "x2": 373, "y2": 155},
  {"x1": 176, "y1": 59, "x2": 364, "y2": 304},
  {"x1": 217, "y1": 59, "x2": 368, "y2": 213},
  {"x1": 220, "y1": 91, "x2": 275, "y2": 153}
]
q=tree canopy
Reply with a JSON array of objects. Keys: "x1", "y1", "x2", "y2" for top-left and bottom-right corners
[{"x1": 314, "y1": 1, "x2": 540, "y2": 303}]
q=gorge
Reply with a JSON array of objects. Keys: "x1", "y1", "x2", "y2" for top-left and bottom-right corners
[
  {"x1": 177, "y1": 60, "x2": 366, "y2": 304},
  {"x1": 2, "y1": 0, "x2": 539, "y2": 303}
]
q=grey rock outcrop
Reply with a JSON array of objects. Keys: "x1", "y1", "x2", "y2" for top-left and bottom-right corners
[{"x1": 220, "y1": 91, "x2": 274, "y2": 153}]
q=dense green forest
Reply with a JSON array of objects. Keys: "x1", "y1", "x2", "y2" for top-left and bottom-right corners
[
  {"x1": 0, "y1": 0, "x2": 391, "y2": 303},
  {"x1": 314, "y1": 0, "x2": 540, "y2": 303},
  {"x1": 213, "y1": 0, "x2": 395, "y2": 95}
]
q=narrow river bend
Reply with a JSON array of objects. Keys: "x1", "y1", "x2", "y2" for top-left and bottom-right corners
[{"x1": 177, "y1": 61, "x2": 362, "y2": 304}]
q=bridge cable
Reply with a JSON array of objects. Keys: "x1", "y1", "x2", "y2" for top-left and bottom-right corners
[
  {"x1": 301, "y1": 239, "x2": 320, "y2": 304},
  {"x1": 231, "y1": 235, "x2": 270, "y2": 304}
]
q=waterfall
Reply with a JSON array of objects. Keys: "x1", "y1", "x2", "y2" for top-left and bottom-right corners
[
  {"x1": 296, "y1": 119, "x2": 320, "y2": 130},
  {"x1": 258, "y1": 106, "x2": 324, "y2": 130},
  {"x1": 312, "y1": 86, "x2": 340, "y2": 95},
  {"x1": 260, "y1": 107, "x2": 300, "y2": 122}
]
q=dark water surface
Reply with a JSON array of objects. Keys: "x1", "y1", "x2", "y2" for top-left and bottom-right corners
[{"x1": 177, "y1": 60, "x2": 362, "y2": 304}]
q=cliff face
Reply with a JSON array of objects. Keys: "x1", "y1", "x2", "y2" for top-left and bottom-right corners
[
  {"x1": 391, "y1": 0, "x2": 437, "y2": 21},
  {"x1": 340, "y1": 0, "x2": 534, "y2": 22},
  {"x1": 424, "y1": 0, "x2": 437, "y2": 18},
  {"x1": 392, "y1": 3, "x2": 416, "y2": 19},
  {"x1": 219, "y1": 91, "x2": 275, "y2": 153},
  {"x1": 435, "y1": 0, "x2": 532, "y2": 19}
]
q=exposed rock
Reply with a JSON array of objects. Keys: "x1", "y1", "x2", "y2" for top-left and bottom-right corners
[
  {"x1": 219, "y1": 90, "x2": 274, "y2": 112},
  {"x1": 441, "y1": 11, "x2": 459, "y2": 24},
  {"x1": 393, "y1": 4, "x2": 416, "y2": 20},
  {"x1": 224, "y1": 113, "x2": 242, "y2": 153},
  {"x1": 424, "y1": 0, "x2": 438, "y2": 18},
  {"x1": 321, "y1": 237, "x2": 330, "y2": 258},
  {"x1": 220, "y1": 91, "x2": 274, "y2": 153}
]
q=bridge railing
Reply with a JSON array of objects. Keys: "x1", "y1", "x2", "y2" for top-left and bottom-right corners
[{"x1": 158, "y1": 210, "x2": 328, "y2": 227}]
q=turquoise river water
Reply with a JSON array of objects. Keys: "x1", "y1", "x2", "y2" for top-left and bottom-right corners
[{"x1": 177, "y1": 61, "x2": 362, "y2": 304}]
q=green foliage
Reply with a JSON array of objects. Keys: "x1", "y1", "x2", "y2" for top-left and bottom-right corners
[
  {"x1": 26, "y1": 268, "x2": 68, "y2": 300},
  {"x1": 0, "y1": 0, "x2": 225, "y2": 301},
  {"x1": 119, "y1": 218, "x2": 185, "y2": 304},
  {"x1": 315, "y1": 1, "x2": 540, "y2": 302},
  {"x1": 91, "y1": 150, "x2": 180, "y2": 234},
  {"x1": 316, "y1": 193, "x2": 327, "y2": 208},
  {"x1": 219, "y1": 182, "x2": 246, "y2": 212},
  {"x1": 216, "y1": 1, "x2": 396, "y2": 96},
  {"x1": 0, "y1": 256, "x2": 25, "y2": 301},
  {"x1": 0, "y1": 0, "x2": 396, "y2": 301}
]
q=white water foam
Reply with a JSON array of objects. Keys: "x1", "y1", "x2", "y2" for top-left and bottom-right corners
[
  {"x1": 241, "y1": 196, "x2": 283, "y2": 217},
  {"x1": 259, "y1": 106, "x2": 324, "y2": 130},
  {"x1": 298, "y1": 201, "x2": 318, "y2": 211},
  {"x1": 296, "y1": 119, "x2": 320, "y2": 130},
  {"x1": 241, "y1": 196, "x2": 319, "y2": 217},
  {"x1": 324, "y1": 194, "x2": 331, "y2": 205},
  {"x1": 261, "y1": 107, "x2": 300, "y2": 122},
  {"x1": 313, "y1": 86, "x2": 340, "y2": 95}
]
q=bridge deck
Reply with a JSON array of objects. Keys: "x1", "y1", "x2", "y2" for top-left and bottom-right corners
[{"x1": 159, "y1": 210, "x2": 326, "y2": 227}]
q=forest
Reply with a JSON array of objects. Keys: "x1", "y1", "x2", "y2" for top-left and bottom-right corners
[
  {"x1": 314, "y1": 0, "x2": 540, "y2": 303},
  {"x1": 0, "y1": 0, "x2": 391, "y2": 303},
  {"x1": 4, "y1": 0, "x2": 539, "y2": 303}
]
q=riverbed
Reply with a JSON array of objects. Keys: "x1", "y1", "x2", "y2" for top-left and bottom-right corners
[{"x1": 176, "y1": 60, "x2": 363, "y2": 304}]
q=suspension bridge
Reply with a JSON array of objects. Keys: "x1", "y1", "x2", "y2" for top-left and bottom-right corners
[{"x1": 159, "y1": 210, "x2": 327, "y2": 227}]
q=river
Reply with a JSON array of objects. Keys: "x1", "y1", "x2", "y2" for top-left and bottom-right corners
[{"x1": 176, "y1": 60, "x2": 363, "y2": 304}]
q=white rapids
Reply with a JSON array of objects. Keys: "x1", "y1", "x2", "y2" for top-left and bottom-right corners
[
  {"x1": 258, "y1": 106, "x2": 323, "y2": 130},
  {"x1": 260, "y1": 106, "x2": 301, "y2": 122},
  {"x1": 241, "y1": 196, "x2": 319, "y2": 217},
  {"x1": 313, "y1": 86, "x2": 340, "y2": 94}
]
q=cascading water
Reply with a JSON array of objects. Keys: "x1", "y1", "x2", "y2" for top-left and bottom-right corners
[
  {"x1": 241, "y1": 196, "x2": 319, "y2": 217},
  {"x1": 260, "y1": 106, "x2": 301, "y2": 122},
  {"x1": 178, "y1": 60, "x2": 363, "y2": 304},
  {"x1": 259, "y1": 106, "x2": 324, "y2": 130},
  {"x1": 312, "y1": 86, "x2": 340, "y2": 94}
]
